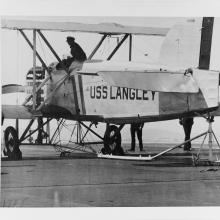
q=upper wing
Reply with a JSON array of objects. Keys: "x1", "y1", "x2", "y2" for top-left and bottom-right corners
[
  {"x1": 1, "y1": 19, "x2": 169, "y2": 36},
  {"x1": 2, "y1": 105, "x2": 35, "y2": 119}
]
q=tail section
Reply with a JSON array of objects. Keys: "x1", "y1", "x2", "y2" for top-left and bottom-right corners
[
  {"x1": 159, "y1": 18, "x2": 202, "y2": 69},
  {"x1": 159, "y1": 17, "x2": 214, "y2": 70}
]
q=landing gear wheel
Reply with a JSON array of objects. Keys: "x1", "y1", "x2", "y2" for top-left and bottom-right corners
[
  {"x1": 192, "y1": 154, "x2": 198, "y2": 167},
  {"x1": 4, "y1": 126, "x2": 22, "y2": 160},
  {"x1": 102, "y1": 125, "x2": 124, "y2": 155}
]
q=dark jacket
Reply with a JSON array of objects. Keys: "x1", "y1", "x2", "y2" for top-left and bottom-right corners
[{"x1": 70, "y1": 42, "x2": 87, "y2": 62}]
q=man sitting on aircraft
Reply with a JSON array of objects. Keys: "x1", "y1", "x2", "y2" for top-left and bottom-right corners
[
  {"x1": 67, "y1": 36, "x2": 87, "y2": 62},
  {"x1": 129, "y1": 123, "x2": 144, "y2": 152},
  {"x1": 66, "y1": 36, "x2": 87, "y2": 73},
  {"x1": 56, "y1": 36, "x2": 87, "y2": 73}
]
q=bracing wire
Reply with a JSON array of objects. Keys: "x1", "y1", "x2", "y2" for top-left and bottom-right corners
[
  {"x1": 52, "y1": 119, "x2": 100, "y2": 155},
  {"x1": 16, "y1": 30, "x2": 20, "y2": 105},
  {"x1": 107, "y1": 36, "x2": 111, "y2": 55},
  {"x1": 37, "y1": 34, "x2": 48, "y2": 66}
]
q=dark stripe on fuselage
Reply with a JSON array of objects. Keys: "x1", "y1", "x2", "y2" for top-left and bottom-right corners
[
  {"x1": 70, "y1": 75, "x2": 80, "y2": 114},
  {"x1": 78, "y1": 74, "x2": 86, "y2": 114}
]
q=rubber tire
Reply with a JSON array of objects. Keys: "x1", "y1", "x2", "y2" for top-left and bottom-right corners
[
  {"x1": 102, "y1": 125, "x2": 124, "y2": 155},
  {"x1": 4, "y1": 126, "x2": 22, "y2": 160}
]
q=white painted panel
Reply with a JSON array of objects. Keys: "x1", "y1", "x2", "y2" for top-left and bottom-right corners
[{"x1": 82, "y1": 75, "x2": 159, "y2": 117}]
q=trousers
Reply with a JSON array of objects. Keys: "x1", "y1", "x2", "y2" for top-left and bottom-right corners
[{"x1": 131, "y1": 124, "x2": 143, "y2": 150}]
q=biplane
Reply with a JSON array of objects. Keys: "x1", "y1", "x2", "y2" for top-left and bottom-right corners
[{"x1": 1, "y1": 17, "x2": 220, "y2": 162}]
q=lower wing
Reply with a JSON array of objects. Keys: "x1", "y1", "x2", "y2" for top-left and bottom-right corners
[{"x1": 2, "y1": 105, "x2": 35, "y2": 119}]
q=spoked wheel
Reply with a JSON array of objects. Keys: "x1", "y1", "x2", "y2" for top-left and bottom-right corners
[
  {"x1": 102, "y1": 125, "x2": 124, "y2": 155},
  {"x1": 4, "y1": 126, "x2": 22, "y2": 160}
]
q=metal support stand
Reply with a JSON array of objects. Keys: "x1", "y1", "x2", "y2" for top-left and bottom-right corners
[{"x1": 194, "y1": 116, "x2": 220, "y2": 164}]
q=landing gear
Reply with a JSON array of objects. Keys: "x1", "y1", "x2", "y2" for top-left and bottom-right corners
[
  {"x1": 102, "y1": 125, "x2": 124, "y2": 155},
  {"x1": 4, "y1": 126, "x2": 22, "y2": 160},
  {"x1": 60, "y1": 151, "x2": 71, "y2": 157}
]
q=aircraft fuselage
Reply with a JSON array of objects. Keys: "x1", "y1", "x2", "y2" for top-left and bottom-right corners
[{"x1": 45, "y1": 61, "x2": 219, "y2": 124}]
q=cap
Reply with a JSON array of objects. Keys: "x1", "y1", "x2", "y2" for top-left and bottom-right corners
[{"x1": 67, "y1": 36, "x2": 75, "y2": 42}]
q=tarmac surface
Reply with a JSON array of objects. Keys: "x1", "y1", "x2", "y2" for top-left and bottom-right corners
[{"x1": 1, "y1": 143, "x2": 220, "y2": 207}]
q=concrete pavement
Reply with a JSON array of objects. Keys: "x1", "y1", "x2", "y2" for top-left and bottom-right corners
[{"x1": 1, "y1": 144, "x2": 220, "y2": 207}]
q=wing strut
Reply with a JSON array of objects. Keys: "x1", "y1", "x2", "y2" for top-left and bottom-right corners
[
  {"x1": 19, "y1": 29, "x2": 80, "y2": 113},
  {"x1": 37, "y1": 30, "x2": 63, "y2": 63},
  {"x1": 33, "y1": 30, "x2": 37, "y2": 110},
  {"x1": 19, "y1": 29, "x2": 52, "y2": 107},
  {"x1": 37, "y1": 30, "x2": 80, "y2": 114},
  {"x1": 107, "y1": 34, "x2": 129, "y2": 60},
  {"x1": 22, "y1": 75, "x2": 51, "y2": 106},
  {"x1": 88, "y1": 34, "x2": 108, "y2": 60},
  {"x1": 129, "y1": 34, "x2": 132, "y2": 61},
  {"x1": 19, "y1": 118, "x2": 52, "y2": 143},
  {"x1": 19, "y1": 119, "x2": 35, "y2": 143},
  {"x1": 37, "y1": 74, "x2": 69, "y2": 110},
  {"x1": 19, "y1": 30, "x2": 50, "y2": 73}
]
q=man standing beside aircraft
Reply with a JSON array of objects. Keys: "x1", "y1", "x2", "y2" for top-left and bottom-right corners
[
  {"x1": 129, "y1": 123, "x2": 144, "y2": 152},
  {"x1": 179, "y1": 117, "x2": 194, "y2": 151}
]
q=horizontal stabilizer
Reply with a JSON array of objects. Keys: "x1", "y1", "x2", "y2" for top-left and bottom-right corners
[
  {"x1": 193, "y1": 69, "x2": 219, "y2": 108},
  {"x1": 98, "y1": 70, "x2": 199, "y2": 93},
  {"x1": 212, "y1": 105, "x2": 220, "y2": 116}
]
